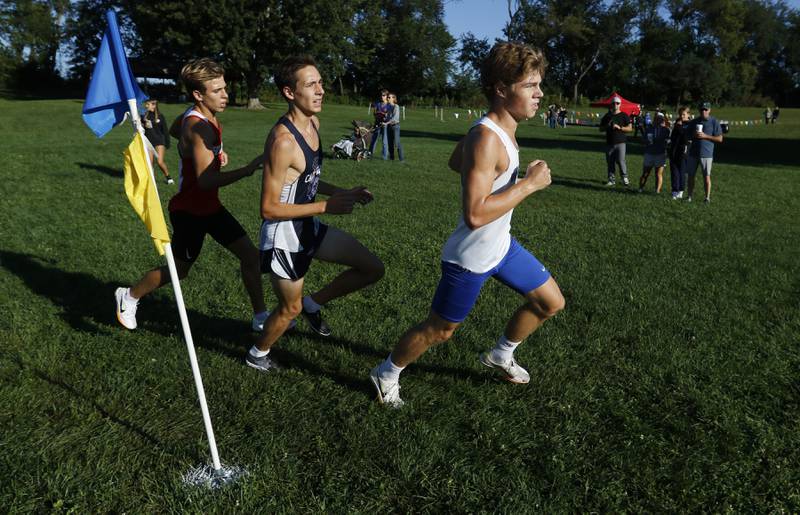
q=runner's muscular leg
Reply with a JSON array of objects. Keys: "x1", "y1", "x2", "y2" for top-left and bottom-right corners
[
  {"x1": 256, "y1": 275, "x2": 304, "y2": 351},
  {"x1": 504, "y1": 277, "x2": 565, "y2": 343},
  {"x1": 226, "y1": 235, "x2": 267, "y2": 314},
  {"x1": 390, "y1": 310, "x2": 460, "y2": 367},
  {"x1": 129, "y1": 257, "x2": 192, "y2": 299},
  {"x1": 310, "y1": 226, "x2": 384, "y2": 305}
]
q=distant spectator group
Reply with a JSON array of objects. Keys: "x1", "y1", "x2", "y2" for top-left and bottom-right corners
[
  {"x1": 764, "y1": 106, "x2": 780, "y2": 124},
  {"x1": 600, "y1": 97, "x2": 724, "y2": 203},
  {"x1": 370, "y1": 89, "x2": 404, "y2": 161}
]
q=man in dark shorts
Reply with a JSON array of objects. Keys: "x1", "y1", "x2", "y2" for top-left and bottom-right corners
[
  {"x1": 246, "y1": 56, "x2": 384, "y2": 372},
  {"x1": 114, "y1": 58, "x2": 267, "y2": 331}
]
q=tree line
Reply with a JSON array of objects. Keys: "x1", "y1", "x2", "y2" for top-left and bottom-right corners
[{"x1": 1, "y1": 0, "x2": 799, "y2": 107}]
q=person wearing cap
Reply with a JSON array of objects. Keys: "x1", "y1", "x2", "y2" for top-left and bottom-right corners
[
  {"x1": 638, "y1": 113, "x2": 670, "y2": 194},
  {"x1": 599, "y1": 96, "x2": 632, "y2": 186},
  {"x1": 684, "y1": 102, "x2": 723, "y2": 203}
]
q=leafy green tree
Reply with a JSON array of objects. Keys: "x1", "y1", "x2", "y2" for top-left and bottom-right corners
[{"x1": 1, "y1": 0, "x2": 69, "y2": 85}]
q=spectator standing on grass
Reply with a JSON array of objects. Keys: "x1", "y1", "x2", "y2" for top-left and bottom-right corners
[
  {"x1": 599, "y1": 96, "x2": 632, "y2": 186},
  {"x1": 772, "y1": 106, "x2": 780, "y2": 124},
  {"x1": 684, "y1": 102, "x2": 723, "y2": 203},
  {"x1": 143, "y1": 99, "x2": 174, "y2": 184},
  {"x1": 386, "y1": 92, "x2": 405, "y2": 161},
  {"x1": 369, "y1": 42, "x2": 564, "y2": 408},
  {"x1": 369, "y1": 89, "x2": 390, "y2": 160},
  {"x1": 638, "y1": 113, "x2": 670, "y2": 194},
  {"x1": 668, "y1": 106, "x2": 691, "y2": 200},
  {"x1": 114, "y1": 58, "x2": 267, "y2": 332},
  {"x1": 764, "y1": 106, "x2": 772, "y2": 125}
]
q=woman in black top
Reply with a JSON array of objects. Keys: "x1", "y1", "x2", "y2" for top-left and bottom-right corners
[
  {"x1": 668, "y1": 106, "x2": 691, "y2": 199},
  {"x1": 143, "y1": 99, "x2": 174, "y2": 184}
]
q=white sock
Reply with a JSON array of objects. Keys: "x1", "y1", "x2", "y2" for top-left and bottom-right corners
[
  {"x1": 377, "y1": 355, "x2": 404, "y2": 382},
  {"x1": 249, "y1": 346, "x2": 269, "y2": 358},
  {"x1": 303, "y1": 295, "x2": 321, "y2": 313},
  {"x1": 491, "y1": 335, "x2": 521, "y2": 363},
  {"x1": 123, "y1": 288, "x2": 139, "y2": 304}
]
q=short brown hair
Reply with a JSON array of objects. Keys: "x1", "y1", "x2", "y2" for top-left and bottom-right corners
[
  {"x1": 480, "y1": 42, "x2": 547, "y2": 101},
  {"x1": 274, "y1": 55, "x2": 318, "y2": 100},
  {"x1": 677, "y1": 106, "x2": 689, "y2": 117},
  {"x1": 181, "y1": 58, "x2": 225, "y2": 95}
]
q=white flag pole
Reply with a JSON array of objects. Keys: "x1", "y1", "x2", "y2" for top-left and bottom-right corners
[{"x1": 126, "y1": 98, "x2": 223, "y2": 473}]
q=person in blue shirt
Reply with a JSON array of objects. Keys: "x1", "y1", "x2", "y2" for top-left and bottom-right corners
[
  {"x1": 369, "y1": 89, "x2": 391, "y2": 159},
  {"x1": 685, "y1": 102, "x2": 723, "y2": 203}
]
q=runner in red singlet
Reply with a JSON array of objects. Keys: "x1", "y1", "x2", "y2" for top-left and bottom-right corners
[{"x1": 114, "y1": 58, "x2": 267, "y2": 332}]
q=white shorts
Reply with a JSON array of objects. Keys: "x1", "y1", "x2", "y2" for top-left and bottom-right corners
[{"x1": 643, "y1": 153, "x2": 666, "y2": 168}]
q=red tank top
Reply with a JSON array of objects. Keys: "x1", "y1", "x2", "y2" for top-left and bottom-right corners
[{"x1": 168, "y1": 109, "x2": 223, "y2": 216}]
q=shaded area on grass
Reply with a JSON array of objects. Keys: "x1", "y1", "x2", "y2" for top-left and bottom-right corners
[
  {"x1": 0, "y1": 250, "x2": 491, "y2": 398},
  {"x1": 6, "y1": 351, "x2": 166, "y2": 451},
  {"x1": 75, "y1": 162, "x2": 123, "y2": 178},
  {"x1": 715, "y1": 136, "x2": 800, "y2": 168}
]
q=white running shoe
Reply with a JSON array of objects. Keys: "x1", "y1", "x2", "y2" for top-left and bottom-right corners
[
  {"x1": 479, "y1": 352, "x2": 530, "y2": 384},
  {"x1": 623, "y1": 177, "x2": 630, "y2": 186},
  {"x1": 369, "y1": 367, "x2": 404, "y2": 408},
  {"x1": 251, "y1": 311, "x2": 297, "y2": 332},
  {"x1": 114, "y1": 287, "x2": 138, "y2": 330},
  {"x1": 675, "y1": 191, "x2": 684, "y2": 199},
  {"x1": 166, "y1": 177, "x2": 175, "y2": 185}
]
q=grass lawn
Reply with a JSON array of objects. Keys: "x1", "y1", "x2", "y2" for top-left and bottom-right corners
[{"x1": 0, "y1": 98, "x2": 798, "y2": 512}]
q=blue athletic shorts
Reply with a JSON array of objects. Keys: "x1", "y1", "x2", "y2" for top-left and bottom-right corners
[{"x1": 431, "y1": 238, "x2": 551, "y2": 323}]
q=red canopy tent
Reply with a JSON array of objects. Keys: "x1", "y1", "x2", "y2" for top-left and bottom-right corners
[{"x1": 590, "y1": 91, "x2": 641, "y2": 116}]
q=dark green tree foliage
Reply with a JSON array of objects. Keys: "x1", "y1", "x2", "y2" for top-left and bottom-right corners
[
  {"x1": 0, "y1": 0, "x2": 69, "y2": 88},
  {"x1": 6, "y1": 0, "x2": 800, "y2": 105}
]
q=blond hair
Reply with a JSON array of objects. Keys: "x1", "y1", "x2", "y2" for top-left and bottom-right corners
[
  {"x1": 181, "y1": 58, "x2": 225, "y2": 95},
  {"x1": 480, "y1": 42, "x2": 547, "y2": 101}
]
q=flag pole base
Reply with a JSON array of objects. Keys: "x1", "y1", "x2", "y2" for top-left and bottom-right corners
[{"x1": 182, "y1": 463, "x2": 247, "y2": 489}]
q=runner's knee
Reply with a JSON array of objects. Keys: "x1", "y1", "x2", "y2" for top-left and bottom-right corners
[
  {"x1": 279, "y1": 299, "x2": 303, "y2": 319},
  {"x1": 363, "y1": 255, "x2": 385, "y2": 283}
]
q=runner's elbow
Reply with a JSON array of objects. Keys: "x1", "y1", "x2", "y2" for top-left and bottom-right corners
[{"x1": 464, "y1": 213, "x2": 485, "y2": 230}]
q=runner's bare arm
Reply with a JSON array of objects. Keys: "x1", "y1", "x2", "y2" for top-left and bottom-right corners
[
  {"x1": 188, "y1": 120, "x2": 261, "y2": 190},
  {"x1": 318, "y1": 181, "x2": 373, "y2": 204},
  {"x1": 448, "y1": 137, "x2": 466, "y2": 173},
  {"x1": 169, "y1": 114, "x2": 183, "y2": 139},
  {"x1": 461, "y1": 128, "x2": 551, "y2": 229}
]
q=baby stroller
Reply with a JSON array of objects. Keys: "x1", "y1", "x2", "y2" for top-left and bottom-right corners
[{"x1": 331, "y1": 120, "x2": 373, "y2": 160}]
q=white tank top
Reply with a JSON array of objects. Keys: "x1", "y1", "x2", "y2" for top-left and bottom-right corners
[{"x1": 441, "y1": 116, "x2": 519, "y2": 273}]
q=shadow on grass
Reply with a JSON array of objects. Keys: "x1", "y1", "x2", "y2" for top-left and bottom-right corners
[
  {"x1": 0, "y1": 250, "x2": 247, "y2": 345},
  {"x1": 1, "y1": 250, "x2": 490, "y2": 400},
  {"x1": 7, "y1": 352, "x2": 166, "y2": 448},
  {"x1": 715, "y1": 136, "x2": 799, "y2": 168},
  {"x1": 75, "y1": 162, "x2": 123, "y2": 178},
  {"x1": 552, "y1": 175, "x2": 639, "y2": 195}
]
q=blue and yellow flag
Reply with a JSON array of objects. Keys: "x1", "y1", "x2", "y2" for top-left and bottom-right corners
[
  {"x1": 82, "y1": 10, "x2": 148, "y2": 138},
  {"x1": 123, "y1": 133, "x2": 170, "y2": 255}
]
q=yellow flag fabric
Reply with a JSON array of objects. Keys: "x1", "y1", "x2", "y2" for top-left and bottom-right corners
[{"x1": 122, "y1": 132, "x2": 170, "y2": 255}]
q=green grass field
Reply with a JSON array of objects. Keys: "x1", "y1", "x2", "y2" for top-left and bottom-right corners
[{"x1": 1, "y1": 98, "x2": 798, "y2": 512}]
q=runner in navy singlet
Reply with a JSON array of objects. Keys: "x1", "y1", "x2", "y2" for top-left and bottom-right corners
[{"x1": 246, "y1": 56, "x2": 385, "y2": 373}]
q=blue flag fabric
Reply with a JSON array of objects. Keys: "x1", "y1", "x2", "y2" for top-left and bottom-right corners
[{"x1": 82, "y1": 10, "x2": 147, "y2": 138}]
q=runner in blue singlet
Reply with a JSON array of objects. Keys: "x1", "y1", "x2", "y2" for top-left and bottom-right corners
[{"x1": 370, "y1": 42, "x2": 566, "y2": 407}]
